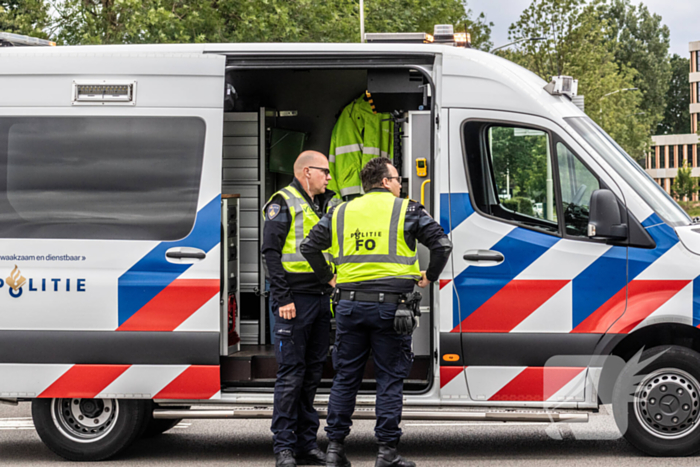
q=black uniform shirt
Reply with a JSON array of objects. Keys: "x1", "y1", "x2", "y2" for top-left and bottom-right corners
[
  {"x1": 261, "y1": 178, "x2": 337, "y2": 306},
  {"x1": 300, "y1": 188, "x2": 453, "y2": 294}
]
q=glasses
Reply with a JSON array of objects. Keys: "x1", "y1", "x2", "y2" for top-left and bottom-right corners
[
  {"x1": 386, "y1": 176, "x2": 403, "y2": 184},
  {"x1": 308, "y1": 166, "x2": 331, "y2": 176}
]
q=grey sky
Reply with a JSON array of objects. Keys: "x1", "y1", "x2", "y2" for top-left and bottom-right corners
[{"x1": 468, "y1": 0, "x2": 698, "y2": 57}]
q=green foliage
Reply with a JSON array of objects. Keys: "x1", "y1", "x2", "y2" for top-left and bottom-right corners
[
  {"x1": 490, "y1": 126, "x2": 549, "y2": 204},
  {"x1": 0, "y1": 0, "x2": 50, "y2": 38},
  {"x1": 501, "y1": 0, "x2": 651, "y2": 163},
  {"x1": 672, "y1": 161, "x2": 697, "y2": 201},
  {"x1": 48, "y1": 0, "x2": 492, "y2": 49},
  {"x1": 601, "y1": 0, "x2": 671, "y2": 134},
  {"x1": 53, "y1": 0, "x2": 225, "y2": 45},
  {"x1": 658, "y1": 54, "x2": 691, "y2": 135},
  {"x1": 502, "y1": 197, "x2": 535, "y2": 216}
]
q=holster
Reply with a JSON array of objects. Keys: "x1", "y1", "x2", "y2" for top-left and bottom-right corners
[{"x1": 394, "y1": 292, "x2": 422, "y2": 336}]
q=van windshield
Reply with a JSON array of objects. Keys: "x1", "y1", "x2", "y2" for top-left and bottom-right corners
[{"x1": 565, "y1": 116, "x2": 691, "y2": 227}]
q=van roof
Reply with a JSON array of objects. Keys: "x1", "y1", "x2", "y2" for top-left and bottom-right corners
[{"x1": 0, "y1": 41, "x2": 584, "y2": 120}]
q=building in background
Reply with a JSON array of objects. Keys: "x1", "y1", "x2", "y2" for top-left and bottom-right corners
[{"x1": 646, "y1": 40, "x2": 700, "y2": 199}]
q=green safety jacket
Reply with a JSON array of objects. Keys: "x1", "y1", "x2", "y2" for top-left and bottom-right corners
[
  {"x1": 329, "y1": 191, "x2": 420, "y2": 284},
  {"x1": 328, "y1": 95, "x2": 394, "y2": 198},
  {"x1": 263, "y1": 185, "x2": 335, "y2": 274}
]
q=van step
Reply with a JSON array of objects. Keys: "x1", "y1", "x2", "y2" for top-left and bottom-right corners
[{"x1": 153, "y1": 406, "x2": 588, "y2": 423}]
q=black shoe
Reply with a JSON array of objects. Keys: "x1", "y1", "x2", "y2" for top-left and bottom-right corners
[
  {"x1": 296, "y1": 448, "x2": 326, "y2": 465},
  {"x1": 375, "y1": 441, "x2": 415, "y2": 467},
  {"x1": 276, "y1": 449, "x2": 297, "y2": 467},
  {"x1": 326, "y1": 440, "x2": 352, "y2": 467}
]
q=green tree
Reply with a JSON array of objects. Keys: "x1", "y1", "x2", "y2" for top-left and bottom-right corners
[
  {"x1": 501, "y1": 0, "x2": 651, "y2": 162},
  {"x1": 601, "y1": 0, "x2": 671, "y2": 134},
  {"x1": 0, "y1": 0, "x2": 50, "y2": 38},
  {"x1": 657, "y1": 54, "x2": 691, "y2": 135},
  {"x1": 672, "y1": 161, "x2": 697, "y2": 201},
  {"x1": 53, "y1": 0, "x2": 225, "y2": 45},
  {"x1": 218, "y1": 0, "x2": 492, "y2": 49}
]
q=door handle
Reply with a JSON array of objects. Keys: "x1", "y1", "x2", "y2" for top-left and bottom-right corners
[
  {"x1": 166, "y1": 251, "x2": 206, "y2": 259},
  {"x1": 165, "y1": 247, "x2": 207, "y2": 263},
  {"x1": 463, "y1": 249, "x2": 504, "y2": 265}
]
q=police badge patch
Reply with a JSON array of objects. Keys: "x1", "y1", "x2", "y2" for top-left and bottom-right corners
[{"x1": 267, "y1": 204, "x2": 281, "y2": 219}]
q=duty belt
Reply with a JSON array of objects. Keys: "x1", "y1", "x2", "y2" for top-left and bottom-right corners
[{"x1": 337, "y1": 290, "x2": 403, "y2": 304}]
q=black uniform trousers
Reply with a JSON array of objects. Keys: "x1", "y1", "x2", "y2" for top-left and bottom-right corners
[
  {"x1": 271, "y1": 292, "x2": 331, "y2": 454},
  {"x1": 325, "y1": 299, "x2": 414, "y2": 443}
]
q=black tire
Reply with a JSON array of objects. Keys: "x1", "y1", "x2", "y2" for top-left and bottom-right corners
[
  {"x1": 32, "y1": 398, "x2": 149, "y2": 461},
  {"x1": 613, "y1": 345, "x2": 700, "y2": 457}
]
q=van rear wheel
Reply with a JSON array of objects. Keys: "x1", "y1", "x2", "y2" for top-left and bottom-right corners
[
  {"x1": 613, "y1": 345, "x2": 700, "y2": 456},
  {"x1": 32, "y1": 398, "x2": 148, "y2": 461}
]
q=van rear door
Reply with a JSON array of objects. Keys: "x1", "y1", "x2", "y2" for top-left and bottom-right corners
[{"x1": 0, "y1": 47, "x2": 225, "y2": 400}]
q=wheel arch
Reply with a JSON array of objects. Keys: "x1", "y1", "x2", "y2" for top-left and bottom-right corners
[{"x1": 597, "y1": 323, "x2": 700, "y2": 405}]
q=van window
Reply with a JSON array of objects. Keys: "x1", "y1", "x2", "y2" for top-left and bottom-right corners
[
  {"x1": 556, "y1": 142, "x2": 600, "y2": 237},
  {"x1": 463, "y1": 122, "x2": 558, "y2": 234},
  {"x1": 565, "y1": 116, "x2": 691, "y2": 227},
  {"x1": 0, "y1": 117, "x2": 205, "y2": 240}
]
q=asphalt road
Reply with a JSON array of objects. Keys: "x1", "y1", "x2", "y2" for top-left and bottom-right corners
[{"x1": 1, "y1": 402, "x2": 698, "y2": 465}]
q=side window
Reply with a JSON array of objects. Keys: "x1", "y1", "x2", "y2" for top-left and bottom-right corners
[
  {"x1": 463, "y1": 122, "x2": 558, "y2": 234},
  {"x1": 0, "y1": 117, "x2": 205, "y2": 240},
  {"x1": 556, "y1": 142, "x2": 600, "y2": 237}
]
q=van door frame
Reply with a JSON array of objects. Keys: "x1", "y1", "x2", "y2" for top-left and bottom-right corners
[{"x1": 219, "y1": 53, "x2": 441, "y2": 394}]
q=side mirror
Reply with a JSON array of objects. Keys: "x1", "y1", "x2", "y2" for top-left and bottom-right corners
[{"x1": 587, "y1": 189, "x2": 628, "y2": 240}]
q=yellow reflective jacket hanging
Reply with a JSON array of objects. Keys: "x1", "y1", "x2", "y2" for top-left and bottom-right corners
[{"x1": 328, "y1": 94, "x2": 394, "y2": 198}]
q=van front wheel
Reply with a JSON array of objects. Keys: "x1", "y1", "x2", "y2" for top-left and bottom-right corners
[
  {"x1": 613, "y1": 345, "x2": 700, "y2": 457},
  {"x1": 32, "y1": 398, "x2": 148, "y2": 461}
]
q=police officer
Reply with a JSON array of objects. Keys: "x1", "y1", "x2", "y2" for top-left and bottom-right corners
[
  {"x1": 262, "y1": 151, "x2": 338, "y2": 467},
  {"x1": 300, "y1": 157, "x2": 453, "y2": 467}
]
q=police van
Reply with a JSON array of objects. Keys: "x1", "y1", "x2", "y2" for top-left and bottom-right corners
[{"x1": 1, "y1": 29, "x2": 699, "y2": 460}]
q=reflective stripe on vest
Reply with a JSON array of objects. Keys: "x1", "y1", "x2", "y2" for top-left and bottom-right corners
[
  {"x1": 263, "y1": 186, "x2": 332, "y2": 274},
  {"x1": 330, "y1": 191, "x2": 420, "y2": 284}
]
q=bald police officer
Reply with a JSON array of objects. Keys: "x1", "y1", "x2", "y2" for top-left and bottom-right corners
[
  {"x1": 301, "y1": 157, "x2": 452, "y2": 467},
  {"x1": 262, "y1": 151, "x2": 338, "y2": 467}
]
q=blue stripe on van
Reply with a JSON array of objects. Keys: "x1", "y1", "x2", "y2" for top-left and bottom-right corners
[
  {"x1": 452, "y1": 226, "x2": 560, "y2": 328},
  {"x1": 440, "y1": 192, "x2": 474, "y2": 235},
  {"x1": 117, "y1": 195, "x2": 221, "y2": 327},
  {"x1": 571, "y1": 214, "x2": 678, "y2": 329}
]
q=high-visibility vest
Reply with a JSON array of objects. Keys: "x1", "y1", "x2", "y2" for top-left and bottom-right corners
[
  {"x1": 329, "y1": 191, "x2": 420, "y2": 284},
  {"x1": 263, "y1": 186, "x2": 335, "y2": 274},
  {"x1": 328, "y1": 95, "x2": 394, "y2": 198}
]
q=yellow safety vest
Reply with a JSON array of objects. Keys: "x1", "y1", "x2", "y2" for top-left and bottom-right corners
[
  {"x1": 263, "y1": 186, "x2": 334, "y2": 274},
  {"x1": 329, "y1": 191, "x2": 420, "y2": 284}
]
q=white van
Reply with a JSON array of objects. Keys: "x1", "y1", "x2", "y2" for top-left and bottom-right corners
[{"x1": 0, "y1": 37, "x2": 699, "y2": 460}]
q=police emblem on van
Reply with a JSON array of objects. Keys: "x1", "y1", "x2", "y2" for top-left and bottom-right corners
[
  {"x1": 0, "y1": 265, "x2": 87, "y2": 298},
  {"x1": 6, "y1": 265, "x2": 26, "y2": 297}
]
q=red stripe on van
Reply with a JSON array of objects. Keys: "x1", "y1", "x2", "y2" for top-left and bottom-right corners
[
  {"x1": 572, "y1": 280, "x2": 689, "y2": 334},
  {"x1": 117, "y1": 279, "x2": 220, "y2": 332},
  {"x1": 154, "y1": 365, "x2": 220, "y2": 399},
  {"x1": 606, "y1": 280, "x2": 690, "y2": 334},
  {"x1": 38, "y1": 365, "x2": 130, "y2": 399},
  {"x1": 454, "y1": 280, "x2": 568, "y2": 333},
  {"x1": 489, "y1": 367, "x2": 584, "y2": 401},
  {"x1": 440, "y1": 366, "x2": 464, "y2": 388}
]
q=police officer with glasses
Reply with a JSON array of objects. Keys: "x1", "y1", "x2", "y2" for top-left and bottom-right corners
[
  {"x1": 262, "y1": 151, "x2": 339, "y2": 467},
  {"x1": 300, "y1": 157, "x2": 452, "y2": 467}
]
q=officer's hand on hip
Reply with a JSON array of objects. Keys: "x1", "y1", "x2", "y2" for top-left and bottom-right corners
[
  {"x1": 417, "y1": 271, "x2": 430, "y2": 288},
  {"x1": 279, "y1": 302, "x2": 296, "y2": 320},
  {"x1": 328, "y1": 275, "x2": 337, "y2": 288}
]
